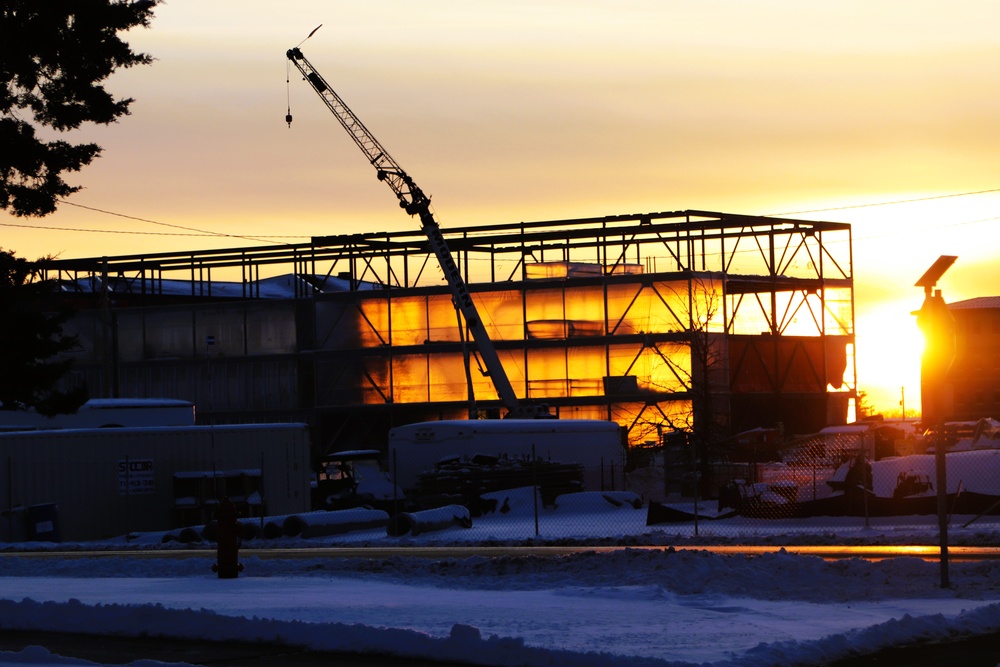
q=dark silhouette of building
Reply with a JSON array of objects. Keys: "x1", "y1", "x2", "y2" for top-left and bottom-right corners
[{"x1": 947, "y1": 296, "x2": 1000, "y2": 421}]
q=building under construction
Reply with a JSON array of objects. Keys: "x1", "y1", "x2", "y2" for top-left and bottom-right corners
[{"x1": 44, "y1": 209, "x2": 855, "y2": 456}]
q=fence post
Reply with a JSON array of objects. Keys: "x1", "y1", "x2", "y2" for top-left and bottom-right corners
[
  {"x1": 391, "y1": 448, "x2": 399, "y2": 516},
  {"x1": 6, "y1": 457, "x2": 11, "y2": 542},
  {"x1": 531, "y1": 443, "x2": 542, "y2": 537},
  {"x1": 862, "y1": 452, "x2": 870, "y2": 529},
  {"x1": 125, "y1": 454, "x2": 131, "y2": 541},
  {"x1": 935, "y1": 434, "x2": 950, "y2": 588},
  {"x1": 692, "y1": 452, "x2": 700, "y2": 538},
  {"x1": 259, "y1": 451, "x2": 265, "y2": 533},
  {"x1": 532, "y1": 444, "x2": 539, "y2": 537}
]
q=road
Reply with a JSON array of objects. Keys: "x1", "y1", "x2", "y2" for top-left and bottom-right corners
[
  {"x1": 3, "y1": 544, "x2": 1000, "y2": 561},
  {"x1": 3, "y1": 626, "x2": 1000, "y2": 667}
]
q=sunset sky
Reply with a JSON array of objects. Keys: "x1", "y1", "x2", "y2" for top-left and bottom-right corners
[{"x1": 5, "y1": 1, "x2": 1000, "y2": 417}]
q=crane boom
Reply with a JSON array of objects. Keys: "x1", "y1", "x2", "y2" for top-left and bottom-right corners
[{"x1": 287, "y1": 47, "x2": 548, "y2": 418}]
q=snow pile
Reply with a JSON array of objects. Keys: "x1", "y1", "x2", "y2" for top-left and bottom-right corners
[
  {"x1": 1, "y1": 472, "x2": 1000, "y2": 666},
  {"x1": 1, "y1": 549, "x2": 1000, "y2": 666}
]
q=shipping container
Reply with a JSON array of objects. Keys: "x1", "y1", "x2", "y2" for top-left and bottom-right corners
[{"x1": 0, "y1": 423, "x2": 311, "y2": 542}]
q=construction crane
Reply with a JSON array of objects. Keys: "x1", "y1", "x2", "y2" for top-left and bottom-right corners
[{"x1": 286, "y1": 46, "x2": 551, "y2": 419}]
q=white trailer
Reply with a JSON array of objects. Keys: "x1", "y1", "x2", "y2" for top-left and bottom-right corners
[
  {"x1": 0, "y1": 398, "x2": 195, "y2": 431},
  {"x1": 387, "y1": 419, "x2": 625, "y2": 492}
]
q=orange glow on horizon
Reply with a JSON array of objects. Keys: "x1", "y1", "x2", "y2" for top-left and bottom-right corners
[{"x1": 855, "y1": 301, "x2": 925, "y2": 418}]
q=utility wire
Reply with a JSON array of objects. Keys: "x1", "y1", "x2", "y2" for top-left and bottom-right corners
[
  {"x1": 57, "y1": 199, "x2": 299, "y2": 244},
  {"x1": 3, "y1": 186, "x2": 996, "y2": 248},
  {"x1": 0, "y1": 220, "x2": 254, "y2": 237},
  {"x1": 771, "y1": 187, "x2": 1000, "y2": 217},
  {"x1": 0, "y1": 199, "x2": 309, "y2": 244}
]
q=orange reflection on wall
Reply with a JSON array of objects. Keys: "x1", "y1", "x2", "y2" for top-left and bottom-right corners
[
  {"x1": 605, "y1": 281, "x2": 692, "y2": 335},
  {"x1": 475, "y1": 290, "x2": 524, "y2": 342},
  {"x1": 824, "y1": 288, "x2": 853, "y2": 336},
  {"x1": 352, "y1": 276, "x2": 705, "y2": 408},
  {"x1": 382, "y1": 353, "x2": 501, "y2": 404},
  {"x1": 613, "y1": 400, "x2": 694, "y2": 447},
  {"x1": 608, "y1": 343, "x2": 691, "y2": 394},
  {"x1": 389, "y1": 354, "x2": 428, "y2": 402},
  {"x1": 428, "y1": 353, "x2": 493, "y2": 403},
  {"x1": 355, "y1": 300, "x2": 390, "y2": 348},
  {"x1": 522, "y1": 285, "x2": 608, "y2": 339},
  {"x1": 388, "y1": 299, "x2": 427, "y2": 347},
  {"x1": 729, "y1": 289, "x2": 853, "y2": 337},
  {"x1": 424, "y1": 295, "x2": 463, "y2": 343},
  {"x1": 568, "y1": 346, "x2": 607, "y2": 396},
  {"x1": 526, "y1": 348, "x2": 568, "y2": 398},
  {"x1": 689, "y1": 276, "x2": 726, "y2": 334},
  {"x1": 558, "y1": 404, "x2": 611, "y2": 421},
  {"x1": 359, "y1": 356, "x2": 391, "y2": 404},
  {"x1": 564, "y1": 285, "x2": 606, "y2": 334}
]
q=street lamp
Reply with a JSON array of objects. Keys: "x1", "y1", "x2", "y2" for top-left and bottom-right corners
[
  {"x1": 914, "y1": 255, "x2": 957, "y2": 426},
  {"x1": 913, "y1": 254, "x2": 957, "y2": 589}
]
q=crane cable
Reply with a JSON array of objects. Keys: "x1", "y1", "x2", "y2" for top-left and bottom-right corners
[
  {"x1": 286, "y1": 24, "x2": 323, "y2": 128},
  {"x1": 285, "y1": 58, "x2": 293, "y2": 128}
]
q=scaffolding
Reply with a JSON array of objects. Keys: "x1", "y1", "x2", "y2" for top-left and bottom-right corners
[{"x1": 45, "y1": 210, "x2": 855, "y2": 450}]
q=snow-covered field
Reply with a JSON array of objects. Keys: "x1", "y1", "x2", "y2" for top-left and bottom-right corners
[
  {"x1": 2, "y1": 487, "x2": 1000, "y2": 667},
  {"x1": 3, "y1": 549, "x2": 1000, "y2": 667}
]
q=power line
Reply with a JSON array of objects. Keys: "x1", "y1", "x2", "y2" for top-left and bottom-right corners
[
  {"x1": 2, "y1": 199, "x2": 309, "y2": 244},
  {"x1": 771, "y1": 187, "x2": 1000, "y2": 216},
  {"x1": 51, "y1": 200, "x2": 306, "y2": 245},
  {"x1": 0, "y1": 218, "x2": 305, "y2": 243},
  {"x1": 852, "y1": 214, "x2": 1000, "y2": 244},
  {"x1": 0, "y1": 220, "x2": 255, "y2": 237},
  {"x1": 760, "y1": 187, "x2": 1000, "y2": 253},
  {"x1": 58, "y1": 199, "x2": 221, "y2": 234},
  {"x1": 4, "y1": 186, "x2": 998, "y2": 247}
]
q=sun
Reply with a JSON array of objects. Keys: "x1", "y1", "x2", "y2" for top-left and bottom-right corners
[{"x1": 854, "y1": 300, "x2": 925, "y2": 418}]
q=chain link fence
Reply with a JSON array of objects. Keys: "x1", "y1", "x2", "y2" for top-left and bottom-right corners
[
  {"x1": 335, "y1": 429, "x2": 998, "y2": 544},
  {"x1": 13, "y1": 426, "x2": 995, "y2": 546},
  {"x1": 225, "y1": 429, "x2": 1000, "y2": 545}
]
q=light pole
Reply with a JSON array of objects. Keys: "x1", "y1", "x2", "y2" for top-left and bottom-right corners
[{"x1": 914, "y1": 255, "x2": 957, "y2": 588}]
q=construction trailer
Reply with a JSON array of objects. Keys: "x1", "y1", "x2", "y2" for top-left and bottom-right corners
[
  {"x1": 387, "y1": 418, "x2": 626, "y2": 493},
  {"x1": 0, "y1": 398, "x2": 195, "y2": 431},
  {"x1": 0, "y1": 423, "x2": 311, "y2": 542}
]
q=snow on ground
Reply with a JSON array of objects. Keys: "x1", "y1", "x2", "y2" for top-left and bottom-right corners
[
  {"x1": 2, "y1": 488, "x2": 1000, "y2": 667},
  {"x1": 2, "y1": 550, "x2": 1000, "y2": 667}
]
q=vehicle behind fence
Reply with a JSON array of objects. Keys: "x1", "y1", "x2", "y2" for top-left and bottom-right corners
[{"x1": 348, "y1": 426, "x2": 1000, "y2": 544}]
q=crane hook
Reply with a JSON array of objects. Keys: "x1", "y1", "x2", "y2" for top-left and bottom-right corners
[{"x1": 286, "y1": 107, "x2": 293, "y2": 128}]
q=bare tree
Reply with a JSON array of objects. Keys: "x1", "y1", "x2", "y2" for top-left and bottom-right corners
[
  {"x1": 627, "y1": 272, "x2": 729, "y2": 497},
  {"x1": 645, "y1": 272, "x2": 728, "y2": 438}
]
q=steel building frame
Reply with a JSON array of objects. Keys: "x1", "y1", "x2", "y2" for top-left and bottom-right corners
[{"x1": 44, "y1": 210, "x2": 855, "y2": 448}]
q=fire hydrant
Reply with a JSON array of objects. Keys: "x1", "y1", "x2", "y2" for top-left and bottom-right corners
[{"x1": 211, "y1": 497, "x2": 244, "y2": 579}]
